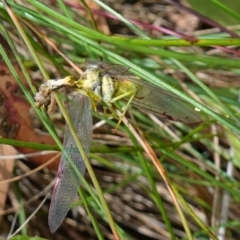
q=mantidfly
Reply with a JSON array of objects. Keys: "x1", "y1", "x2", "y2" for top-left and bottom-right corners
[
  {"x1": 34, "y1": 59, "x2": 201, "y2": 232},
  {"x1": 36, "y1": 59, "x2": 200, "y2": 125}
]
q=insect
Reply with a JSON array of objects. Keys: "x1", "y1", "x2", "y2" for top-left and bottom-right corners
[
  {"x1": 34, "y1": 60, "x2": 200, "y2": 232},
  {"x1": 35, "y1": 60, "x2": 201, "y2": 124}
]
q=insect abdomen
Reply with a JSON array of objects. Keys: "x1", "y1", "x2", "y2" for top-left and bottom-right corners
[{"x1": 101, "y1": 74, "x2": 115, "y2": 103}]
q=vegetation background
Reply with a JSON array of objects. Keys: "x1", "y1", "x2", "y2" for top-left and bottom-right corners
[{"x1": 0, "y1": 0, "x2": 240, "y2": 239}]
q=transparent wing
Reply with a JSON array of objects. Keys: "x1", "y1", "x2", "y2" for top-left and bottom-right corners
[
  {"x1": 85, "y1": 59, "x2": 130, "y2": 77},
  {"x1": 85, "y1": 59, "x2": 200, "y2": 123},
  {"x1": 85, "y1": 59, "x2": 103, "y2": 69},
  {"x1": 48, "y1": 94, "x2": 92, "y2": 233},
  {"x1": 124, "y1": 77, "x2": 201, "y2": 123}
]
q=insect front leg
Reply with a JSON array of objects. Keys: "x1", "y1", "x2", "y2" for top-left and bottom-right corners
[
  {"x1": 86, "y1": 90, "x2": 102, "y2": 115},
  {"x1": 76, "y1": 88, "x2": 101, "y2": 114}
]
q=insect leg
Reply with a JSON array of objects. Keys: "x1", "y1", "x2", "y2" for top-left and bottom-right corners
[
  {"x1": 76, "y1": 89, "x2": 101, "y2": 115},
  {"x1": 110, "y1": 90, "x2": 137, "y2": 132},
  {"x1": 110, "y1": 89, "x2": 136, "y2": 103}
]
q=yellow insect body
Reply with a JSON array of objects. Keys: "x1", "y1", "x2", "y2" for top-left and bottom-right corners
[
  {"x1": 101, "y1": 74, "x2": 115, "y2": 104},
  {"x1": 77, "y1": 69, "x2": 137, "y2": 108}
]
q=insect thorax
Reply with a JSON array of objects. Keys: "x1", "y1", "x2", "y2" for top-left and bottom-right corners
[{"x1": 81, "y1": 68, "x2": 101, "y2": 91}]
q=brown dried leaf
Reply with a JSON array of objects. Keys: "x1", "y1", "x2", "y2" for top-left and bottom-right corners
[
  {"x1": 0, "y1": 144, "x2": 16, "y2": 223},
  {"x1": 0, "y1": 63, "x2": 59, "y2": 170}
]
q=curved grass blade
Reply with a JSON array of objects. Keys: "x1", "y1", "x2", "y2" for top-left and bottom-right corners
[{"x1": 48, "y1": 94, "x2": 92, "y2": 233}]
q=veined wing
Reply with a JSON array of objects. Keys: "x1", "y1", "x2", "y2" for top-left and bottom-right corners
[
  {"x1": 86, "y1": 59, "x2": 130, "y2": 77},
  {"x1": 48, "y1": 94, "x2": 92, "y2": 233},
  {"x1": 123, "y1": 77, "x2": 201, "y2": 124},
  {"x1": 85, "y1": 59, "x2": 103, "y2": 69}
]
